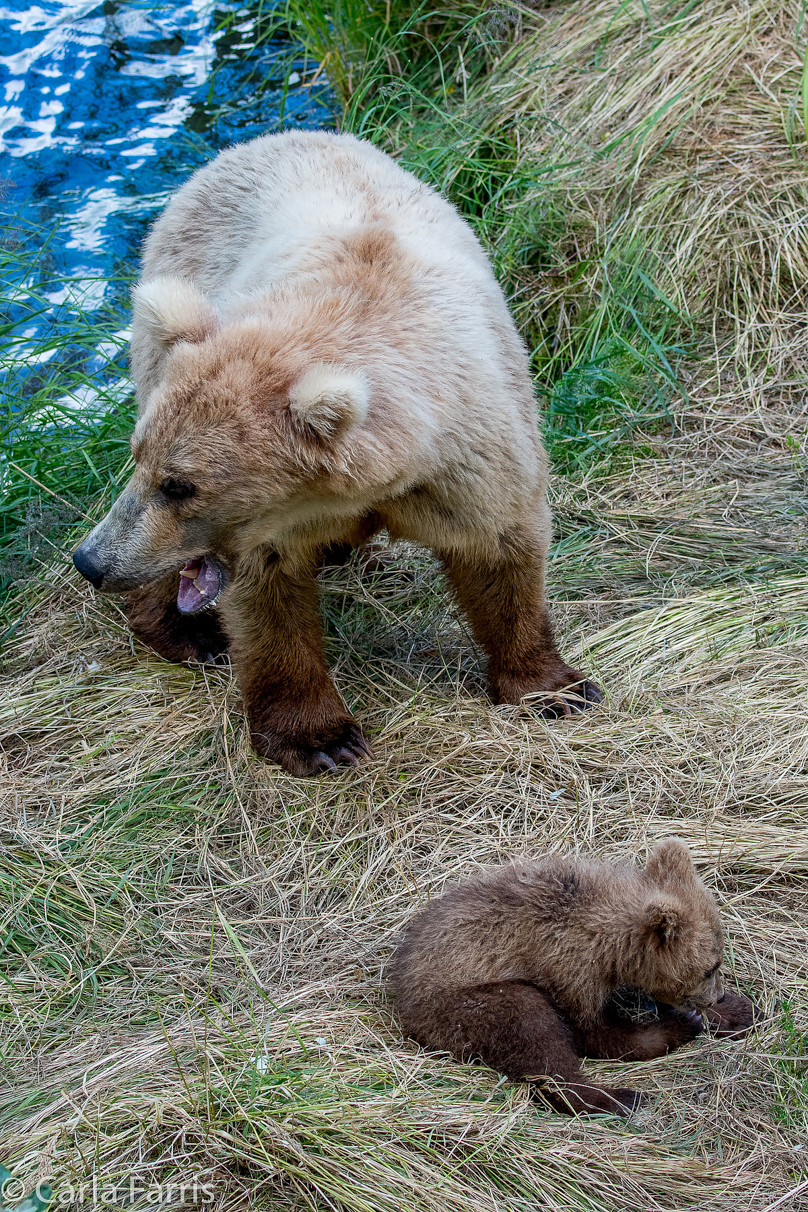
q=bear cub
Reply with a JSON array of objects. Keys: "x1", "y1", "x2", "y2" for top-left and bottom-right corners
[{"x1": 388, "y1": 839, "x2": 756, "y2": 1115}]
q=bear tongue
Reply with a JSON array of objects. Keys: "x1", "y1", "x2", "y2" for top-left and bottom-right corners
[{"x1": 177, "y1": 555, "x2": 221, "y2": 614}]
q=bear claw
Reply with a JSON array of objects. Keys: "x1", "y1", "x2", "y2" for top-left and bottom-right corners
[
  {"x1": 253, "y1": 720, "x2": 373, "y2": 777},
  {"x1": 535, "y1": 679, "x2": 604, "y2": 718}
]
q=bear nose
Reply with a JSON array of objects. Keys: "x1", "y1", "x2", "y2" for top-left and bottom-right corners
[
  {"x1": 717, "y1": 992, "x2": 726, "y2": 1003},
  {"x1": 73, "y1": 543, "x2": 105, "y2": 589}
]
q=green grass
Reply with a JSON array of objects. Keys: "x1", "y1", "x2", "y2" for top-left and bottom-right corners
[
  {"x1": 284, "y1": 0, "x2": 690, "y2": 472},
  {"x1": 774, "y1": 1001, "x2": 808, "y2": 1132},
  {"x1": 0, "y1": 212, "x2": 136, "y2": 617}
]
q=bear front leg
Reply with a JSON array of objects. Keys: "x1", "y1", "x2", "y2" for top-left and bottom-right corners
[
  {"x1": 223, "y1": 552, "x2": 372, "y2": 777},
  {"x1": 574, "y1": 1006, "x2": 704, "y2": 1061},
  {"x1": 438, "y1": 524, "x2": 602, "y2": 715},
  {"x1": 408, "y1": 981, "x2": 642, "y2": 1116},
  {"x1": 703, "y1": 990, "x2": 759, "y2": 1039},
  {"x1": 127, "y1": 571, "x2": 229, "y2": 664}
]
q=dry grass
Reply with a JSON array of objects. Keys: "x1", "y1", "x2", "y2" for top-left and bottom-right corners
[
  {"x1": 481, "y1": 0, "x2": 808, "y2": 386},
  {"x1": 1, "y1": 441, "x2": 805, "y2": 1209},
  {"x1": 2, "y1": 0, "x2": 808, "y2": 1208}
]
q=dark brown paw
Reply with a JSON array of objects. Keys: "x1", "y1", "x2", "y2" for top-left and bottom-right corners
[
  {"x1": 704, "y1": 991, "x2": 759, "y2": 1039},
  {"x1": 251, "y1": 719, "x2": 373, "y2": 777},
  {"x1": 537, "y1": 1083, "x2": 644, "y2": 1117},
  {"x1": 177, "y1": 612, "x2": 230, "y2": 664},
  {"x1": 662, "y1": 1008, "x2": 705, "y2": 1049},
  {"x1": 609, "y1": 1087, "x2": 646, "y2": 1114},
  {"x1": 127, "y1": 580, "x2": 229, "y2": 665},
  {"x1": 492, "y1": 665, "x2": 604, "y2": 716},
  {"x1": 533, "y1": 677, "x2": 604, "y2": 719}
]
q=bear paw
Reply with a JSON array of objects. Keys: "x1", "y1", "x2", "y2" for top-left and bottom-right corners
[
  {"x1": 491, "y1": 663, "x2": 603, "y2": 717},
  {"x1": 609, "y1": 1087, "x2": 647, "y2": 1115},
  {"x1": 252, "y1": 719, "x2": 373, "y2": 777},
  {"x1": 660, "y1": 1009, "x2": 705, "y2": 1050},
  {"x1": 535, "y1": 1082, "x2": 645, "y2": 1117},
  {"x1": 174, "y1": 612, "x2": 230, "y2": 665},
  {"x1": 704, "y1": 991, "x2": 759, "y2": 1039},
  {"x1": 533, "y1": 678, "x2": 604, "y2": 719},
  {"x1": 127, "y1": 583, "x2": 229, "y2": 665}
]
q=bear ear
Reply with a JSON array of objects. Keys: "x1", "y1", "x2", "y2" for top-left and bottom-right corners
[
  {"x1": 643, "y1": 899, "x2": 683, "y2": 949},
  {"x1": 288, "y1": 364, "x2": 370, "y2": 440},
  {"x1": 132, "y1": 276, "x2": 219, "y2": 347},
  {"x1": 645, "y1": 838, "x2": 697, "y2": 888}
]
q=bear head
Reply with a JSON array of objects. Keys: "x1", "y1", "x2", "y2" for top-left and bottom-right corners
[
  {"x1": 72, "y1": 277, "x2": 370, "y2": 612},
  {"x1": 619, "y1": 839, "x2": 726, "y2": 1010}
]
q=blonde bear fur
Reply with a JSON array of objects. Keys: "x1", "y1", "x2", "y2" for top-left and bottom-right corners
[
  {"x1": 388, "y1": 839, "x2": 757, "y2": 1115},
  {"x1": 73, "y1": 131, "x2": 600, "y2": 775}
]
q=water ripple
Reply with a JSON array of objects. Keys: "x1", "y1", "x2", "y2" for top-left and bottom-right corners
[{"x1": 0, "y1": 1, "x2": 333, "y2": 313}]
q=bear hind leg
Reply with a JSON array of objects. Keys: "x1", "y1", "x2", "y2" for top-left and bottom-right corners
[
  {"x1": 127, "y1": 571, "x2": 229, "y2": 665},
  {"x1": 438, "y1": 525, "x2": 602, "y2": 716},
  {"x1": 406, "y1": 981, "x2": 641, "y2": 1117}
]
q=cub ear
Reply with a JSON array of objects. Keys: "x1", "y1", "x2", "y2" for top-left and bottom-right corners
[
  {"x1": 132, "y1": 276, "x2": 219, "y2": 347},
  {"x1": 645, "y1": 838, "x2": 697, "y2": 888},
  {"x1": 288, "y1": 364, "x2": 370, "y2": 439},
  {"x1": 643, "y1": 899, "x2": 684, "y2": 949}
]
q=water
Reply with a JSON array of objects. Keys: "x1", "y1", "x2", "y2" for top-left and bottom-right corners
[{"x1": 0, "y1": 1, "x2": 334, "y2": 333}]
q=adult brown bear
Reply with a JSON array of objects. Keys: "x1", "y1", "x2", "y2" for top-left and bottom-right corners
[{"x1": 73, "y1": 131, "x2": 600, "y2": 775}]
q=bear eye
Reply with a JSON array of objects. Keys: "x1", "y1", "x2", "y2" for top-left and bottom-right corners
[
  {"x1": 703, "y1": 962, "x2": 720, "y2": 980},
  {"x1": 160, "y1": 477, "x2": 196, "y2": 502}
]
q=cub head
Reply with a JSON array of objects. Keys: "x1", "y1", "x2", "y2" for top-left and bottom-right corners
[
  {"x1": 72, "y1": 277, "x2": 370, "y2": 612},
  {"x1": 625, "y1": 839, "x2": 725, "y2": 1010}
]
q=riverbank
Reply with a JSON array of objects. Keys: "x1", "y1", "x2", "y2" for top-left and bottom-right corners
[{"x1": 0, "y1": 1, "x2": 333, "y2": 608}]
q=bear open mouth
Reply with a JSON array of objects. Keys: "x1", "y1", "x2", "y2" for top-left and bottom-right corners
[{"x1": 177, "y1": 555, "x2": 222, "y2": 614}]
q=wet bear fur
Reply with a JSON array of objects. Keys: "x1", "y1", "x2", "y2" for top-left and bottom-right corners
[{"x1": 388, "y1": 839, "x2": 757, "y2": 1115}]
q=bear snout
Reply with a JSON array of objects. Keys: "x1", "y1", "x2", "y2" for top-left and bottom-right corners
[{"x1": 73, "y1": 541, "x2": 106, "y2": 589}]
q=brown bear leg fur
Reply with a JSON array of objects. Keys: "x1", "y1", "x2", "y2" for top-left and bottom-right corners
[
  {"x1": 704, "y1": 990, "x2": 759, "y2": 1038},
  {"x1": 409, "y1": 981, "x2": 642, "y2": 1116},
  {"x1": 573, "y1": 1004, "x2": 704, "y2": 1061},
  {"x1": 438, "y1": 526, "x2": 602, "y2": 716},
  {"x1": 223, "y1": 551, "x2": 372, "y2": 777},
  {"x1": 124, "y1": 516, "x2": 382, "y2": 670},
  {"x1": 126, "y1": 571, "x2": 229, "y2": 664}
]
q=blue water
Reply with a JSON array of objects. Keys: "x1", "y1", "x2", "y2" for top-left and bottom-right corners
[{"x1": 0, "y1": 1, "x2": 334, "y2": 331}]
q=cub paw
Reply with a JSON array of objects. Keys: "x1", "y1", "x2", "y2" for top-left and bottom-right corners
[
  {"x1": 704, "y1": 991, "x2": 759, "y2": 1039},
  {"x1": 251, "y1": 718, "x2": 373, "y2": 777},
  {"x1": 540, "y1": 1083, "x2": 645, "y2": 1117},
  {"x1": 609, "y1": 1087, "x2": 646, "y2": 1114},
  {"x1": 662, "y1": 1009, "x2": 705, "y2": 1049}
]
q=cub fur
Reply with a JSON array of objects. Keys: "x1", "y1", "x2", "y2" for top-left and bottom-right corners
[
  {"x1": 388, "y1": 839, "x2": 756, "y2": 1115},
  {"x1": 72, "y1": 130, "x2": 600, "y2": 777}
]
